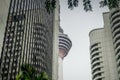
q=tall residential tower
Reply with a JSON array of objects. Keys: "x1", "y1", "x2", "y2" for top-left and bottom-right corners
[
  {"x1": 89, "y1": 12, "x2": 119, "y2": 80},
  {"x1": 109, "y1": 8, "x2": 120, "y2": 78}
]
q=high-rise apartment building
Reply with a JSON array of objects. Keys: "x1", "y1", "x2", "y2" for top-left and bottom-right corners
[
  {"x1": 0, "y1": 0, "x2": 59, "y2": 80},
  {"x1": 89, "y1": 12, "x2": 119, "y2": 80},
  {"x1": 58, "y1": 27, "x2": 72, "y2": 80},
  {"x1": 109, "y1": 8, "x2": 120, "y2": 78}
]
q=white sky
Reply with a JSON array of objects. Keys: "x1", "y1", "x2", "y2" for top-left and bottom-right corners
[{"x1": 60, "y1": 0, "x2": 109, "y2": 80}]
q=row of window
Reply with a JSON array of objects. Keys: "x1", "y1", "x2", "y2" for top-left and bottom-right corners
[
  {"x1": 110, "y1": 10, "x2": 120, "y2": 18},
  {"x1": 93, "y1": 72, "x2": 102, "y2": 79},
  {"x1": 92, "y1": 62, "x2": 100, "y2": 69},
  {"x1": 113, "y1": 30, "x2": 120, "y2": 38},
  {"x1": 114, "y1": 35, "x2": 120, "y2": 43},
  {"x1": 111, "y1": 19, "x2": 120, "y2": 29},
  {"x1": 91, "y1": 57, "x2": 100, "y2": 64},
  {"x1": 112, "y1": 25, "x2": 120, "y2": 33},
  {"x1": 116, "y1": 47, "x2": 120, "y2": 55},
  {"x1": 1, "y1": 0, "x2": 28, "y2": 79},
  {"x1": 91, "y1": 48, "x2": 99, "y2": 54},
  {"x1": 0, "y1": 0, "x2": 54, "y2": 79},
  {"x1": 111, "y1": 14, "x2": 120, "y2": 23},
  {"x1": 59, "y1": 38, "x2": 72, "y2": 47},
  {"x1": 59, "y1": 35, "x2": 72, "y2": 44},
  {"x1": 91, "y1": 52, "x2": 101, "y2": 59},
  {"x1": 90, "y1": 43, "x2": 98, "y2": 50},
  {"x1": 92, "y1": 67, "x2": 101, "y2": 74}
]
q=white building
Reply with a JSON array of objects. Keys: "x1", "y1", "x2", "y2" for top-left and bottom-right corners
[
  {"x1": 110, "y1": 8, "x2": 120, "y2": 78},
  {"x1": 89, "y1": 12, "x2": 119, "y2": 80}
]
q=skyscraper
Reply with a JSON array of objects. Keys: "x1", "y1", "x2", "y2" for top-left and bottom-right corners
[
  {"x1": 0, "y1": 0, "x2": 59, "y2": 80},
  {"x1": 58, "y1": 27, "x2": 72, "y2": 80},
  {"x1": 89, "y1": 12, "x2": 119, "y2": 80},
  {"x1": 109, "y1": 8, "x2": 120, "y2": 78}
]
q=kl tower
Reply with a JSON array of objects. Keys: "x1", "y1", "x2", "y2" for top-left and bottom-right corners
[{"x1": 58, "y1": 27, "x2": 72, "y2": 80}]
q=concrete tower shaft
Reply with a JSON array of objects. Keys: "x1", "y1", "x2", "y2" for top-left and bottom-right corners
[{"x1": 58, "y1": 27, "x2": 72, "y2": 80}]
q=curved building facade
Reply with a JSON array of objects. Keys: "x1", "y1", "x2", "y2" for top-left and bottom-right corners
[
  {"x1": 89, "y1": 12, "x2": 119, "y2": 80},
  {"x1": 58, "y1": 27, "x2": 72, "y2": 80},
  {"x1": 110, "y1": 8, "x2": 120, "y2": 78},
  {"x1": 89, "y1": 29, "x2": 105, "y2": 80}
]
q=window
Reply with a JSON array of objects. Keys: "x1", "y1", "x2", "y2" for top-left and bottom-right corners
[
  {"x1": 115, "y1": 41, "x2": 120, "y2": 49},
  {"x1": 93, "y1": 73, "x2": 101, "y2": 79},
  {"x1": 97, "y1": 78, "x2": 102, "y2": 80},
  {"x1": 113, "y1": 31, "x2": 120, "y2": 38},
  {"x1": 90, "y1": 43, "x2": 98, "y2": 49},
  {"x1": 112, "y1": 25, "x2": 120, "y2": 33},
  {"x1": 91, "y1": 48, "x2": 99, "y2": 54},
  {"x1": 91, "y1": 57, "x2": 100, "y2": 64},
  {"x1": 12, "y1": 14, "x2": 25, "y2": 22},
  {"x1": 92, "y1": 62, "x2": 100, "y2": 69},
  {"x1": 111, "y1": 20, "x2": 120, "y2": 28},
  {"x1": 111, "y1": 10, "x2": 119, "y2": 17},
  {"x1": 111, "y1": 15, "x2": 120, "y2": 22},
  {"x1": 114, "y1": 36, "x2": 120, "y2": 43},
  {"x1": 91, "y1": 52, "x2": 99, "y2": 59}
]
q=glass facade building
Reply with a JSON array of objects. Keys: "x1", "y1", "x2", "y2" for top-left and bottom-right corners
[{"x1": 0, "y1": 0, "x2": 54, "y2": 80}]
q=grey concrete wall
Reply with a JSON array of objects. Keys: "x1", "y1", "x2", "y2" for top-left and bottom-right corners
[
  {"x1": 52, "y1": 0, "x2": 59, "y2": 80},
  {"x1": 0, "y1": 0, "x2": 10, "y2": 57},
  {"x1": 103, "y1": 12, "x2": 119, "y2": 80},
  {"x1": 0, "y1": 0, "x2": 10, "y2": 79}
]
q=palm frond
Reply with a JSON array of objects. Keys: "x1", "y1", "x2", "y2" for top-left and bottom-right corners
[
  {"x1": 73, "y1": 0, "x2": 79, "y2": 7},
  {"x1": 99, "y1": 0, "x2": 108, "y2": 7},
  {"x1": 83, "y1": 0, "x2": 92, "y2": 11},
  {"x1": 108, "y1": 0, "x2": 119, "y2": 9},
  {"x1": 68, "y1": 0, "x2": 73, "y2": 9}
]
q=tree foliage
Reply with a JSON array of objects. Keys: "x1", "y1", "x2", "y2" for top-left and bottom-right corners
[
  {"x1": 99, "y1": 0, "x2": 119, "y2": 9},
  {"x1": 45, "y1": 0, "x2": 120, "y2": 13},
  {"x1": 45, "y1": 0, "x2": 92, "y2": 12},
  {"x1": 45, "y1": 0, "x2": 56, "y2": 13},
  {"x1": 16, "y1": 64, "x2": 50, "y2": 80},
  {"x1": 83, "y1": 0, "x2": 92, "y2": 11}
]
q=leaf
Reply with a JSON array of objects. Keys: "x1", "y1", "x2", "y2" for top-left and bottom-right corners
[
  {"x1": 100, "y1": 0, "x2": 119, "y2": 9},
  {"x1": 99, "y1": 0, "x2": 108, "y2": 7},
  {"x1": 16, "y1": 72, "x2": 23, "y2": 80},
  {"x1": 51, "y1": 0, "x2": 56, "y2": 9},
  {"x1": 16, "y1": 64, "x2": 50, "y2": 80},
  {"x1": 73, "y1": 0, "x2": 79, "y2": 7},
  {"x1": 68, "y1": 0, "x2": 73, "y2": 9},
  {"x1": 83, "y1": 0, "x2": 92, "y2": 11},
  {"x1": 45, "y1": 0, "x2": 51, "y2": 13},
  {"x1": 37, "y1": 72, "x2": 49, "y2": 80}
]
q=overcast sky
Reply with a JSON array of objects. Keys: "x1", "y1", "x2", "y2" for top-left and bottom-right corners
[{"x1": 60, "y1": 0, "x2": 109, "y2": 80}]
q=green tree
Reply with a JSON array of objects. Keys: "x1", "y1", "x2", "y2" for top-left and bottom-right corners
[
  {"x1": 16, "y1": 64, "x2": 49, "y2": 80},
  {"x1": 67, "y1": 0, "x2": 120, "y2": 10},
  {"x1": 45, "y1": 0, "x2": 92, "y2": 12},
  {"x1": 45, "y1": 0, "x2": 120, "y2": 13},
  {"x1": 99, "y1": 0, "x2": 119, "y2": 9}
]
